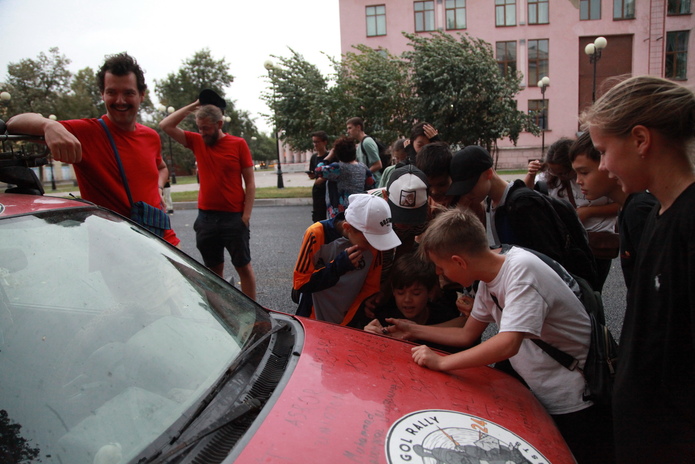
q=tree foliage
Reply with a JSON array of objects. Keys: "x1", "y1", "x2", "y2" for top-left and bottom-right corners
[
  {"x1": 262, "y1": 49, "x2": 336, "y2": 152},
  {"x1": 57, "y1": 67, "x2": 103, "y2": 119},
  {"x1": 264, "y1": 32, "x2": 538, "y2": 153},
  {"x1": 405, "y1": 31, "x2": 537, "y2": 150},
  {"x1": 154, "y1": 48, "x2": 234, "y2": 110},
  {"x1": 338, "y1": 45, "x2": 414, "y2": 144},
  {"x1": 153, "y1": 49, "x2": 263, "y2": 171},
  {"x1": 2, "y1": 47, "x2": 72, "y2": 118}
]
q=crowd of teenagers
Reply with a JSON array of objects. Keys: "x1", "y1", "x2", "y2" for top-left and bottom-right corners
[{"x1": 294, "y1": 75, "x2": 695, "y2": 464}]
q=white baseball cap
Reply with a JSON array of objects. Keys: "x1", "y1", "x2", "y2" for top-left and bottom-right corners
[{"x1": 345, "y1": 194, "x2": 402, "y2": 251}]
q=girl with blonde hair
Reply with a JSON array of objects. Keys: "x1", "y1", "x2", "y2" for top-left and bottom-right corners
[{"x1": 581, "y1": 75, "x2": 695, "y2": 463}]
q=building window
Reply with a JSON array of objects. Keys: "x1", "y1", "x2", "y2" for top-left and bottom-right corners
[
  {"x1": 666, "y1": 30, "x2": 689, "y2": 80},
  {"x1": 415, "y1": 1, "x2": 436, "y2": 32},
  {"x1": 529, "y1": 100, "x2": 549, "y2": 130},
  {"x1": 446, "y1": 0, "x2": 466, "y2": 30},
  {"x1": 668, "y1": 0, "x2": 691, "y2": 14},
  {"x1": 528, "y1": 0, "x2": 549, "y2": 24},
  {"x1": 528, "y1": 39, "x2": 549, "y2": 86},
  {"x1": 580, "y1": 0, "x2": 602, "y2": 19},
  {"x1": 496, "y1": 41, "x2": 517, "y2": 77},
  {"x1": 495, "y1": 0, "x2": 516, "y2": 26},
  {"x1": 613, "y1": 0, "x2": 635, "y2": 19},
  {"x1": 366, "y1": 5, "x2": 387, "y2": 37}
]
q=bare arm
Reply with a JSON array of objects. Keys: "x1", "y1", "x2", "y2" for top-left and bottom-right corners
[
  {"x1": 157, "y1": 159, "x2": 169, "y2": 190},
  {"x1": 159, "y1": 101, "x2": 199, "y2": 147},
  {"x1": 576, "y1": 202, "x2": 620, "y2": 225},
  {"x1": 412, "y1": 331, "x2": 525, "y2": 371},
  {"x1": 369, "y1": 160, "x2": 383, "y2": 174},
  {"x1": 524, "y1": 160, "x2": 543, "y2": 188},
  {"x1": 7, "y1": 113, "x2": 82, "y2": 163},
  {"x1": 385, "y1": 315, "x2": 487, "y2": 347},
  {"x1": 241, "y1": 166, "x2": 255, "y2": 226}
]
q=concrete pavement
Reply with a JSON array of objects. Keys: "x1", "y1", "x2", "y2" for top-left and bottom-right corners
[{"x1": 46, "y1": 163, "x2": 525, "y2": 209}]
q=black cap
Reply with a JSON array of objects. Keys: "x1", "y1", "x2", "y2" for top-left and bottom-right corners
[
  {"x1": 447, "y1": 146, "x2": 494, "y2": 196},
  {"x1": 198, "y1": 89, "x2": 226, "y2": 112}
]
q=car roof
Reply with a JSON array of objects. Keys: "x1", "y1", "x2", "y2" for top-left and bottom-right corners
[{"x1": 0, "y1": 193, "x2": 91, "y2": 217}]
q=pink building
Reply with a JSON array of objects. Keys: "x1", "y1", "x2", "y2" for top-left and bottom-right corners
[{"x1": 339, "y1": 0, "x2": 694, "y2": 167}]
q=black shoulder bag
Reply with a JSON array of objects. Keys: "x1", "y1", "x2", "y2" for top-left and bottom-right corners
[{"x1": 98, "y1": 119, "x2": 171, "y2": 238}]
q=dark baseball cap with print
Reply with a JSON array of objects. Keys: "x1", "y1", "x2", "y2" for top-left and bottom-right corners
[
  {"x1": 387, "y1": 164, "x2": 429, "y2": 224},
  {"x1": 198, "y1": 89, "x2": 227, "y2": 112},
  {"x1": 447, "y1": 145, "x2": 494, "y2": 196}
]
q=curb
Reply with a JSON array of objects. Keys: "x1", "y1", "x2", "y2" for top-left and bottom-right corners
[{"x1": 174, "y1": 197, "x2": 312, "y2": 210}]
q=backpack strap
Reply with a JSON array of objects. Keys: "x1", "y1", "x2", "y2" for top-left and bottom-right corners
[
  {"x1": 98, "y1": 118, "x2": 134, "y2": 207},
  {"x1": 489, "y1": 293, "x2": 580, "y2": 372}
]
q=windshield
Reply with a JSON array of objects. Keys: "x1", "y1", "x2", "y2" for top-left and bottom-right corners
[{"x1": 0, "y1": 207, "x2": 270, "y2": 464}]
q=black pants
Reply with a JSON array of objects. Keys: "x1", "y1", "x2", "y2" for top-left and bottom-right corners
[
  {"x1": 552, "y1": 404, "x2": 616, "y2": 464},
  {"x1": 311, "y1": 185, "x2": 326, "y2": 222}
]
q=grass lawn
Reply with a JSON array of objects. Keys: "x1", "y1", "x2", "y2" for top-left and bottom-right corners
[
  {"x1": 171, "y1": 186, "x2": 312, "y2": 202},
  {"x1": 45, "y1": 170, "x2": 526, "y2": 201}
]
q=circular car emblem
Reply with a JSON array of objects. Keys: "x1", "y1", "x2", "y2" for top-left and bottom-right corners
[{"x1": 385, "y1": 410, "x2": 551, "y2": 464}]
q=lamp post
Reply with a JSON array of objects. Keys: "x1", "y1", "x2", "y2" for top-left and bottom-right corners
[
  {"x1": 263, "y1": 60, "x2": 284, "y2": 189},
  {"x1": 158, "y1": 104, "x2": 177, "y2": 184},
  {"x1": 1, "y1": 92, "x2": 10, "y2": 150},
  {"x1": 585, "y1": 36, "x2": 607, "y2": 102},
  {"x1": 537, "y1": 76, "x2": 550, "y2": 158},
  {"x1": 48, "y1": 114, "x2": 58, "y2": 190}
]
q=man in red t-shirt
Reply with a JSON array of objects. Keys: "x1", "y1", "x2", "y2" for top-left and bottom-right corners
[
  {"x1": 160, "y1": 94, "x2": 257, "y2": 299},
  {"x1": 6, "y1": 53, "x2": 179, "y2": 247}
]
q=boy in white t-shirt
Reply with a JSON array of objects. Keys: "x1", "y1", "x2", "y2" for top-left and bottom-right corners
[{"x1": 393, "y1": 208, "x2": 614, "y2": 463}]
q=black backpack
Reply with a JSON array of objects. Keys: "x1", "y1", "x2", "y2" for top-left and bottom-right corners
[
  {"x1": 361, "y1": 136, "x2": 390, "y2": 173},
  {"x1": 495, "y1": 179, "x2": 598, "y2": 290}
]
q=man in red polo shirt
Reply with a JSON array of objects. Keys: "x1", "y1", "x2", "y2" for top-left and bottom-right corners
[
  {"x1": 160, "y1": 91, "x2": 256, "y2": 299},
  {"x1": 7, "y1": 52, "x2": 179, "y2": 247}
]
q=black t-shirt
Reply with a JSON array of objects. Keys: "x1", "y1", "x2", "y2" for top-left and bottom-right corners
[
  {"x1": 309, "y1": 152, "x2": 327, "y2": 194},
  {"x1": 618, "y1": 191, "x2": 658, "y2": 287},
  {"x1": 612, "y1": 182, "x2": 695, "y2": 462}
]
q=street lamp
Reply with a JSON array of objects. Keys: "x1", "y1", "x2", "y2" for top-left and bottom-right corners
[
  {"x1": 0, "y1": 92, "x2": 10, "y2": 152},
  {"x1": 537, "y1": 76, "x2": 550, "y2": 158},
  {"x1": 263, "y1": 59, "x2": 284, "y2": 189},
  {"x1": 158, "y1": 104, "x2": 177, "y2": 184},
  {"x1": 585, "y1": 36, "x2": 608, "y2": 102},
  {"x1": 48, "y1": 114, "x2": 58, "y2": 190}
]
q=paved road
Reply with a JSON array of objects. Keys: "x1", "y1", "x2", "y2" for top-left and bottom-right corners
[{"x1": 170, "y1": 204, "x2": 628, "y2": 340}]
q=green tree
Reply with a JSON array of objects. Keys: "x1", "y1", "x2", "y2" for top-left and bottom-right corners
[
  {"x1": 57, "y1": 67, "x2": 103, "y2": 120},
  {"x1": 262, "y1": 49, "x2": 340, "y2": 153},
  {"x1": 248, "y1": 132, "x2": 277, "y2": 162},
  {"x1": 337, "y1": 45, "x2": 414, "y2": 145},
  {"x1": 153, "y1": 49, "x2": 260, "y2": 174},
  {"x1": 154, "y1": 48, "x2": 234, "y2": 110},
  {"x1": 404, "y1": 31, "x2": 537, "y2": 151},
  {"x1": 4, "y1": 47, "x2": 72, "y2": 117}
]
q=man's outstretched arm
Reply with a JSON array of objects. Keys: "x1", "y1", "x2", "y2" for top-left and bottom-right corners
[
  {"x1": 7, "y1": 113, "x2": 82, "y2": 163},
  {"x1": 159, "y1": 101, "x2": 199, "y2": 147}
]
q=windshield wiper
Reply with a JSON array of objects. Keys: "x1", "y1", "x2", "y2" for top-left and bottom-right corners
[
  {"x1": 149, "y1": 397, "x2": 262, "y2": 463},
  {"x1": 140, "y1": 319, "x2": 291, "y2": 463}
]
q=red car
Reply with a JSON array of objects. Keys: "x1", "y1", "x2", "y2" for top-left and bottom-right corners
[{"x1": 0, "y1": 139, "x2": 574, "y2": 464}]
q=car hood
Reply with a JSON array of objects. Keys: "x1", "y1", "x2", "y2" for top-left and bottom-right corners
[
  {"x1": 0, "y1": 193, "x2": 87, "y2": 216},
  {"x1": 233, "y1": 317, "x2": 574, "y2": 464}
]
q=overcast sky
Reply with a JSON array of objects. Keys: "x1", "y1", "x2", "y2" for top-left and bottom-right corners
[{"x1": 0, "y1": 0, "x2": 342, "y2": 133}]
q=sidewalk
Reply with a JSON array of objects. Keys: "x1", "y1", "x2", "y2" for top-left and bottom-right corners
[
  {"x1": 46, "y1": 166, "x2": 523, "y2": 209},
  {"x1": 171, "y1": 169, "x2": 314, "y2": 210}
]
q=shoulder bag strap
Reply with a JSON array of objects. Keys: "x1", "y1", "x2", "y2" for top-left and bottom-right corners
[
  {"x1": 98, "y1": 118, "x2": 134, "y2": 207},
  {"x1": 489, "y1": 293, "x2": 580, "y2": 372}
]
